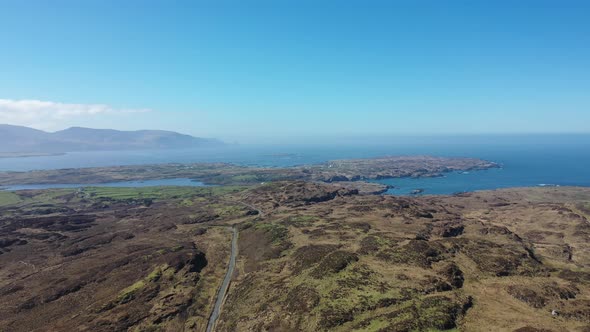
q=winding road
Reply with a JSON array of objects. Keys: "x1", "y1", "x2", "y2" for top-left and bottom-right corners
[{"x1": 206, "y1": 226, "x2": 238, "y2": 332}]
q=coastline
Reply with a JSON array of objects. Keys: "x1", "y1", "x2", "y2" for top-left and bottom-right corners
[
  {"x1": 0, "y1": 156, "x2": 498, "y2": 187},
  {"x1": 0, "y1": 152, "x2": 66, "y2": 159}
]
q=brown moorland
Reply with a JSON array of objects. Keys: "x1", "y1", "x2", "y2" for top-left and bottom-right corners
[{"x1": 0, "y1": 181, "x2": 589, "y2": 331}]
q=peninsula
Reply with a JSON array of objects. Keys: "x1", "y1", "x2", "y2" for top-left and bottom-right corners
[{"x1": 0, "y1": 155, "x2": 499, "y2": 187}]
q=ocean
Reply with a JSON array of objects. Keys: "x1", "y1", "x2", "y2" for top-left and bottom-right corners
[{"x1": 1, "y1": 135, "x2": 589, "y2": 195}]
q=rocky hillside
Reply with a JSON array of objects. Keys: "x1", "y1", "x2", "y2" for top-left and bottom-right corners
[
  {"x1": 1, "y1": 183, "x2": 589, "y2": 331},
  {"x1": 220, "y1": 184, "x2": 590, "y2": 331}
]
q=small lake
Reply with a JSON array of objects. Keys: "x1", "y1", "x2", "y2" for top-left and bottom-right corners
[{"x1": 1, "y1": 178, "x2": 206, "y2": 191}]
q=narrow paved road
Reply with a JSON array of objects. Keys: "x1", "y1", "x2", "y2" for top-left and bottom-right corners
[
  {"x1": 220, "y1": 197, "x2": 265, "y2": 218},
  {"x1": 206, "y1": 226, "x2": 238, "y2": 332}
]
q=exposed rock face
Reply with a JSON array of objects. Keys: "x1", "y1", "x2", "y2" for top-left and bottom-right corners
[
  {"x1": 292, "y1": 244, "x2": 340, "y2": 274},
  {"x1": 433, "y1": 220, "x2": 465, "y2": 237},
  {"x1": 513, "y1": 327, "x2": 554, "y2": 332},
  {"x1": 242, "y1": 181, "x2": 357, "y2": 210},
  {"x1": 438, "y1": 262, "x2": 465, "y2": 288},
  {"x1": 182, "y1": 211, "x2": 219, "y2": 224},
  {"x1": 285, "y1": 284, "x2": 321, "y2": 312},
  {"x1": 310, "y1": 250, "x2": 359, "y2": 278},
  {"x1": 507, "y1": 285, "x2": 547, "y2": 308}
]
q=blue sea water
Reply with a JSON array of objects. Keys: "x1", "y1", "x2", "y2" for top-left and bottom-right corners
[{"x1": 0, "y1": 135, "x2": 589, "y2": 195}]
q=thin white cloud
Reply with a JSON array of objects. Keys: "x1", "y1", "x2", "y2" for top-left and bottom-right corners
[{"x1": 0, "y1": 99, "x2": 150, "y2": 130}]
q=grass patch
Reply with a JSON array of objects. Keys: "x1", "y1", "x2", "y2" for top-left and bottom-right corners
[
  {"x1": 254, "y1": 222, "x2": 289, "y2": 245},
  {"x1": 82, "y1": 185, "x2": 246, "y2": 201},
  {"x1": 179, "y1": 198, "x2": 195, "y2": 206},
  {"x1": 231, "y1": 174, "x2": 259, "y2": 182},
  {"x1": 284, "y1": 215, "x2": 319, "y2": 227},
  {"x1": 0, "y1": 192, "x2": 22, "y2": 206},
  {"x1": 577, "y1": 202, "x2": 590, "y2": 215},
  {"x1": 291, "y1": 215, "x2": 317, "y2": 222},
  {"x1": 146, "y1": 264, "x2": 169, "y2": 282},
  {"x1": 358, "y1": 318, "x2": 390, "y2": 331},
  {"x1": 117, "y1": 263, "x2": 174, "y2": 303},
  {"x1": 24, "y1": 189, "x2": 78, "y2": 205},
  {"x1": 116, "y1": 280, "x2": 146, "y2": 304},
  {"x1": 208, "y1": 204, "x2": 243, "y2": 217}
]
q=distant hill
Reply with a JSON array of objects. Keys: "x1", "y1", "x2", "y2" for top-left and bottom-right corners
[{"x1": 0, "y1": 124, "x2": 224, "y2": 152}]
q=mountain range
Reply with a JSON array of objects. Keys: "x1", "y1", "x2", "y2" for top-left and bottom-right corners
[{"x1": 0, "y1": 124, "x2": 223, "y2": 153}]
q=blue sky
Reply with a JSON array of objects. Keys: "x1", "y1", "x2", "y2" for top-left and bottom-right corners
[{"x1": 0, "y1": 0, "x2": 589, "y2": 142}]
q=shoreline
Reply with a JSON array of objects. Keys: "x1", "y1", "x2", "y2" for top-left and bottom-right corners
[
  {"x1": 0, "y1": 152, "x2": 66, "y2": 159},
  {"x1": 0, "y1": 156, "x2": 499, "y2": 186}
]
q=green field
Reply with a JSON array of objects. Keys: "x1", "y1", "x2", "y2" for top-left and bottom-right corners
[
  {"x1": 0, "y1": 185, "x2": 247, "y2": 209},
  {"x1": 0, "y1": 192, "x2": 22, "y2": 206},
  {"x1": 83, "y1": 185, "x2": 246, "y2": 200}
]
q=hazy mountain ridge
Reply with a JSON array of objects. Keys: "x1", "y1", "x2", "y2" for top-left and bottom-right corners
[{"x1": 0, "y1": 124, "x2": 223, "y2": 152}]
